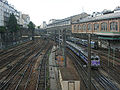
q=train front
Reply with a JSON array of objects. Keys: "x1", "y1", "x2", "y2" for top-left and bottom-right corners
[{"x1": 91, "y1": 53, "x2": 100, "y2": 69}]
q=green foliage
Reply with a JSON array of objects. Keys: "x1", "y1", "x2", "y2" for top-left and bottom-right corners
[
  {"x1": 28, "y1": 21, "x2": 35, "y2": 30},
  {"x1": 7, "y1": 13, "x2": 20, "y2": 32},
  {"x1": 0, "y1": 26, "x2": 6, "y2": 33},
  {"x1": 37, "y1": 26, "x2": 40, "y2": 29},
  {"x1": 28, "y1": 21, "x2": 35, "y2": 40}
]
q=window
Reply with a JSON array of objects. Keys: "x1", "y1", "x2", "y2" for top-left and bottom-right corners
[
  {"x1": 110, "y1": 22, "x2": 118, "y2": 31},
  {"x1": 101, "y1": 22, "x2": 107, "y2": 31},
  {"x1": 74, "y1": 25, "x2": 76, "y2": 31},
  {"x1": 77, "y1": 25, "x2": 79, "y2": 30},
  {"x1": 83, "y1": 24, "x2": 86, "y2": 31},
  {"x1": 88, "y1": 24, "x2": 92, "y2": 31},
  {"x1": 79, "y1": 25, "x2": 81, "y2": 30},
  {"x1": 94, "y1": 23, "x2": 99, "y2": 31}
]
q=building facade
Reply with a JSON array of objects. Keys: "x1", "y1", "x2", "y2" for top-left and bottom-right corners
[
  {"x1": 46, "y1": 13, "x2": 89, "y2": 29},
  {"x1": 72, "y1": 12, "x2": 120, "y2": 37},
  {"x1": 40, "y1": 21, "x2": 47, "y2": 29},
  {"x1": 0, "y1": 0, "x2": 4, "y2": 26},
  {"x1": 0, "y1": 0, "x2": 30, "y2": 28},
  {"x1": 21, "y1": 14, "x2": 30, "y2": 28},
  {"x1": 0, "y1": 0, "x2": 21, "y2": 26}
]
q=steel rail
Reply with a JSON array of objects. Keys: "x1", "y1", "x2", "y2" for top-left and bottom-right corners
[
  {"x1": 0, "y1": 41, "x2": 33, "y2": 60},
  {"x1": 36, "y1": 46, "x2": 52, "y2": 90},
  {"x1": 67, "y1": 49, "x2": 99, "y2": 90},
  {"x1": 15, "y1": 41, "x2": 49, "y2": 90},
  {"x1": 0, "y1": 41, "x2": 45, "y2": 89},
  {"x1": 93, "y1": 71, "x2": 119, "y2": 90},
  {"x1": 68, "y1": 48, "x2": 119, "y2": 90},
  {"x1": 0, "y1": 41, "x2": 42, "y2": 85}
]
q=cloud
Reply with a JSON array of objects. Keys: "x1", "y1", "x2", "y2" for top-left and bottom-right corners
[{"x1": 8, "y1": 0, "x2": 120, "y2": 25}]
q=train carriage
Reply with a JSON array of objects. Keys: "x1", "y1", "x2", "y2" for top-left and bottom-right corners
[
  {"x1": 66, "y1": 41, "x2": 100, "y2": 68},
  {"x1": 69, "y1": 37, "x2": 98, "y2": 49}
]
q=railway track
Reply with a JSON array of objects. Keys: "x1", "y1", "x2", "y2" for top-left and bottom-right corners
[
  {"x1": 36, "y1": 46, "x2": 51, "y2": 90},
  {"x1": 12, "y1": 42, "x2": 50, "y2": 90},
  {"x1": 0, "y1": 39, "x2": 53, "y2": 90},
  {"x1": 0, "y1": 41, "x2": 33, "y2": 58},
  {"x1": 97, "y1": 47, "x2": 120, "y2": 59},
  {"x1": 67, "y1": 49, "x2": 98, "y2": 90},
  {"x1": 0, "y1": 40, "x2": 44, "y2": 79},
  {"x1": 25, "y1": 43, "x2": 52, "y2": 90},
  {"x1": 92, "y1": 71, "x2": 119, "y2": 90},
  {"x1": 0, "y1": 39, "x2": 46, "y2": 89},
  {"x1": 76, "y1": 42, "x2": 120, "y2": 63},
  {"x1": 0, "y1": 41, "x2": 34, "y2": 70},
  {"x1": 100, "y1": 56, "x2": 120, "y2": 85},
  {"x1": 92, "y1": 49, "x2": 120, "y2": 64},
  {"x1": 67, "y1": 48, "x2": 119, "y2": 90},
  {"x1": 76, "y1": 42, "x2": 120, "y2": 85}
]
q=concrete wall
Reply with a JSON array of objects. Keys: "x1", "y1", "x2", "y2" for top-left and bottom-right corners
[{"x1": 59, "y1": 70, "x2": 80, "y2": 90}]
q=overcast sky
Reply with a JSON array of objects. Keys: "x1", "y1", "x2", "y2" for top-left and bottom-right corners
[{"x1": 8, "y1": 0, "x2": 120, "y2": 26}]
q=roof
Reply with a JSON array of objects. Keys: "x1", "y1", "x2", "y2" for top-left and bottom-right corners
[
  {"x1": 72, "y1": 12, "x2": 120, "y2": 24},
  {"x1": 60, "y1": 67, "x2": 79, "y2": 80},
  {"x1": 47, "y1": 13, "x2": 89, "y2": 26},
  {"x1": 47, "y1": 17, "x2": 71, "y2": 26}
]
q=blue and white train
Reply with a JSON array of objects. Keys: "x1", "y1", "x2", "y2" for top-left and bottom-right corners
[
  {"x1": 68, "y1": 37, "x2": 98, "y2": 49},
  {"x1": 66, "y1": 41, "x2": 100, "y2": 68}
]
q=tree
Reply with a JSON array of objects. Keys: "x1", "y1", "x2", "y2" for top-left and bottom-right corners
[
  {"x1": 28, "y1": 21, "x2": 35, "y2": 40},
  {"x1": 37, "y1": 26, "x2": 40, "y2": 29},
  {"x1": 28, "y1": 21, "x2": 35, "y2": 30},
  {"x1": 7, "y1": 13, "x2": 20, "y2": 32},
  {"x1": 0, "y1": 26, "x2": 6, "y2": 48},
  {"x1": 0, "y1": 26, "x2": 6, "y2": 33},
  {"x1": 7, "y1": 13, "x2": 20, "y2": 44}
]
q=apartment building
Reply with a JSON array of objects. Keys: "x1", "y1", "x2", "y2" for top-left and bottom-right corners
[
  {"x1": 22, "y1": 14, "x2": 30, "y2": 28},
  {"x1": 0, "y1": 0, "x2": 20, "y2": 26},
  {"x1": 0, "y1": 0, "x2": 30, "y2": 28},
  {"x1": 40, "y1": 21, "x2": 47, "y2": 29},
  {"x1": 46, "y1": 13, "x2": 89, "y2": 29}
]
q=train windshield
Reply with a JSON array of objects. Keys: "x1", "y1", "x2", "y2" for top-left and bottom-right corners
[
  {"x1": 91, "y1": 58, "x2": 94, "y2": 60},
  {"x1": 95, "y1": 57, "x2": 99, "y2": 60},
  {"x1": 91, "y1": 57, "x2": 99, "y2": 60},
  {"x1": 95, "y1": 58, "x2": 99, "y2": 60}
]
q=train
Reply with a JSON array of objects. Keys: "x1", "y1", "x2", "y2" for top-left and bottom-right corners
[
  {"x1": 79, "y1": 39, "x2": 98, "y2": 49},
  {"x1": 66, "y1": 41, "x2": 100, "y2": 68},
  {"x1": 68, "y1": 37, "x2": 98, "y2": 49}
]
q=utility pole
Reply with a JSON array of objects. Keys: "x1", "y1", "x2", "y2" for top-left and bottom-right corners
[
  {"x1": 32, "y1": 29, "x2": 34, "y2": 41},
  {"x1": 108, "y1": 41, "x2": 110, "y2": 79},
  {"x1": 113, "y1": 48, "x2": 115, "y2": 67},
  {"x1": 63, "y1": 29, "x2": 66, "y2": 67},
  {"x1": 59, "y1": 30, "x2": 61, "y2": 50},
  {"x1": 88, "y1": 34, "x2": 91, "y2": 90},
  {"x1": 54, "y1": 30, "x2": 56, "y2": 44}
]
